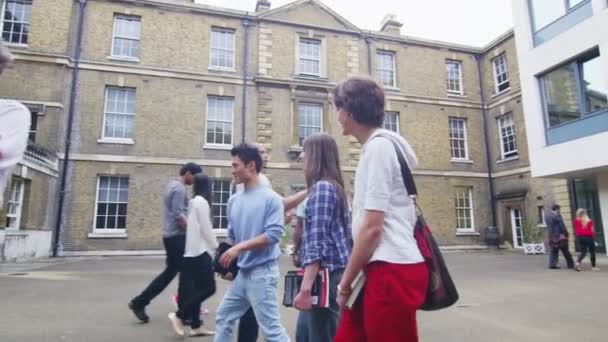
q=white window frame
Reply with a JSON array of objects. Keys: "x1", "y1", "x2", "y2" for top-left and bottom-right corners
[
  {"x1": 298, "y1": 38, "x2": 321, "y2": 77},
  {"x1": 493, "y1": 54, "x2": 510, "y2": 94},
  {"x1": 510, "y1": 208, "x2": 524, "y2": 248},
  {"x1": 537, "y1": 206, "x2": 546, "y2": 226},
  {"x1": 110, "y1": 15, "x2": 141, "y2": 60},
  {"x1": 376, "y1": 50, "x2": 396, "y2": 88},
  {"x1": 205, "y1": 96, "x2": 234, "y2": 148},
  {"x1": 446, "y1": 60, "x2": 463, "y2": 95},
  {"x1": 298, "y1": 102, "x2": 323, "y2": 146},
  {"x1": 0, "y1": 0, "x2": 32, "y2": 46},
  {"x1": 209, "y1": 27, "x2": 236, "y2": 71},
  {"x1": 449, "y1": 117, "x2": 469, "y2": 161},
  {"x1": 93, "y1": 176, "x2": 129, "y2": 234},
  {"x1": 212, "y1": 179, "x2": 231, "y2": 236},
  {"x1": 6, "y1": 177, "x2": 24, "y2": 230},
  {"x1": 497, "y1": 113, "x2": 518, "y2": 160},
  {"x1": 455, "y1": 187, "x2": 475, "y2": 233},
  {"x1": 101, "y1": 86, "x2": 136, "y2": 144},
  {"x1": 383, "y1": 111, "x2": 399, "y2": 133}
]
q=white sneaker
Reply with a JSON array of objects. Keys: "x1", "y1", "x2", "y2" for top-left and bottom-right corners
[{"x1": 168, "y1": 312, "x2": 185, "y2": 336}]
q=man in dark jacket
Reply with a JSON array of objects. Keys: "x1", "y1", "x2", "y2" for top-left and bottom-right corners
[{"x1": 545, "y1": 204, "x2": 574, "y2": 269}]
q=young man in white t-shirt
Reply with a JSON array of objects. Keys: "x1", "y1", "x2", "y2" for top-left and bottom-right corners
[
  {"x1": 332, "y1": 76, "x2": 428, "y2": 342},
  {"x1": 0, "y1": 45, "x2": 30, "y2": 207}
]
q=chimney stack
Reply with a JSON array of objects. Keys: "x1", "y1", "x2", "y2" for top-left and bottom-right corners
[
  {"x1": 380, "y1": 14, "x2": 403, "y2": 35},
  {"x1": 256, "y1": 0, "x2": 271, "y2": 13}
]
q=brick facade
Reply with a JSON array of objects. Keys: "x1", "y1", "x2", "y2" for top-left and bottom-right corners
[{"x1": 0, "y1": 0, "x2": 569, "y2": 253}]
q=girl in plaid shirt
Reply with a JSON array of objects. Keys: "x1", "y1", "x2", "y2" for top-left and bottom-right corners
[{"x1": 293, "y1": 133, "x2": 352, "y2": 342}]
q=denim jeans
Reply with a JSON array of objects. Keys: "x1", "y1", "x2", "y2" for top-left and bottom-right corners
[
  {"x1": 295, "y1": 311, "x2": 310, "y2": 342},
  {"x1": 214, "y1": 261, "x2": 290, "y2": 342},
  {"x1": 306, "y1": 269, "x2": 342, "y2": 342}
]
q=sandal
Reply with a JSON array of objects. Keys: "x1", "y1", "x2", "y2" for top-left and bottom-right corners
[{"x1": 190, "y1": 328, "x2": 215, "y2": 337}]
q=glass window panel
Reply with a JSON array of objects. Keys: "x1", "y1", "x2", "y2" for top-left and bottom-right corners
[
  {"x1": 96, "y1": 216, "x2": 106, "y2": 229},
  {"x1": 117, "y1": 216, "x2": 127, "y2": 229},
  {"x1": 530, "y1": 0, "x2": 566, "y2": 30},
  {"x1": 542, "y1": 64, "x2": 581, "y2": 126},
  {"x1": 581, "y1": 56, "x2": 608, "y2": 114}
]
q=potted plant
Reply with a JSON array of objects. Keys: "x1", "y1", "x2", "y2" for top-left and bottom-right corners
[{"x1": 521, "y1": 221, "x2": 546, "y2": 255}]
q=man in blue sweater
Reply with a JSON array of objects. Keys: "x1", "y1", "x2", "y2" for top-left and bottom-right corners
[{"x1": 214, "y1": 143, "x2": 290, "y2": 342}]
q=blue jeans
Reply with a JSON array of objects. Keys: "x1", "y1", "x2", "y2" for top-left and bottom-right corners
[
  {"x1": 295, "y1": 311, "x2": 310, "y2": 342},
  {"x1": 214, "y1": 261, "x2": 290, "y2": 342},
  {"x1": 307, "y1": 269, "x2": 342, "y2": 342}
]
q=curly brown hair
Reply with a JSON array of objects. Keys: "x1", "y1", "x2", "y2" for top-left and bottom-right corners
[{"x1": 333, "y1": 76, "x2": 385, "y2": 128}]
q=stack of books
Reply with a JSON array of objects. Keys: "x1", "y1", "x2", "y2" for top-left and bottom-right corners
[{"x1": 283, "y1": 268, "x2": 330, "y2": 308}]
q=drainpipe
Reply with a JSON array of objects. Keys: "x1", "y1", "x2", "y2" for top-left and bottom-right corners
[
  {"x1": 364, "y1": 36, "x2": 373, "y2": 74},
  {"x1": 475, "y1": 54, "x2": 498, "y2": 229},
  {"x1": 53, "y1": 0, "x2": 87, "y2": 257},
  {"x1": 240, "y1": 19, "x2": 250, "y2": 143}
]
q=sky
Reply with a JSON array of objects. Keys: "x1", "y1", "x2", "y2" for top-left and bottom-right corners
[{"x1": 197, "y1": 0, "x2": 514, "y2": 47}]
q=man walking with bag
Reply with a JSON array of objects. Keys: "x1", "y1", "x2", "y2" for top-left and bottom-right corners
[
  {"x1": 546, "y1": 204, "x2": 574, "y2": 270},
  {"x1": 214, "y1": 143, "x2": 290, "y2": 342},
  {"x1": 332, "y1": 77, "x2": 428, "y2": 342},
  {"x1": 128, "y1": 163, "x2": 203, "y2": 322}
]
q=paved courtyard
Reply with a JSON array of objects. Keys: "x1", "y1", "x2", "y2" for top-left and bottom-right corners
[{"x1": 0, "y1": 251, "x2": 606, "y2": 341}]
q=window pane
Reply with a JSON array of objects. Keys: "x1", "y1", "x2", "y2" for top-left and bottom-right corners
[
  {"x1": 530, "y1": 0, "x2": 566, "y2": 30},
  {"x1": 542, "y1": 64, "x2": 580, "y2": 127},
  {"x1": 581, "y1": 56, "x2": 608, "y2": 114},
  {"x1": 206, "y1": 97, "x2": 234, "y2": 145},
  {"x1": 568, "y1": 0, "x2": 584, "y2": 9},
  {"x1": 299, "y1": 38, "x2": 321, "y2": 75},
  {"x1": 96, "y1": 216, "x2": 106, "y2": 229},
  {"x1": 117, "y1": 216, "x2": 127, "y2": 229},
  {"x1": 96, "y1": 176, "x2": 129, "y2": 230},
  {"x1": 210, "y1": 29, "x2": 235, "y2": 69},
  {"x1": 446, "y1": 62, "x2": 462, "y2": 92},
  {"x1": 377, "y1": 51, "x2": 395, "y2": 87}
]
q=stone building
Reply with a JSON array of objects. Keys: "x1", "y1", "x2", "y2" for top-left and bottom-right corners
[{"x1": 0, "y1": 0, "x2": 567, "y2": 257}]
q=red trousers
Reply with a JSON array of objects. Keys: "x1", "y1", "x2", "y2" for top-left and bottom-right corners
[{"x1": 335, "y1": 261, "x2": 428, "y2": 342}]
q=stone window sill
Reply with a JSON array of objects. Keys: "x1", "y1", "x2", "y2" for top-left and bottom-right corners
[
  {"x1": 88, "y1": 232, "x2": 127, "y2": 239},
  {"x1": 107, "y1": 56, "x2": 140, "y2": 63},
  {"x1": 447, "y1": 93, "x2": 466, "y2": 98},
  {"x1": 203, "y1": 144, "x2": 233, "y2": 151},
  {"x1": 97, "y1": 138, "x2": 135, "y2": 145},
  {"x1": 208, "y1": 66, "x2": 236, "y2": 73},
  {"x1": 4, "y1": 43, "x2": 28, "y2": 49},
  {"x1": 456, "y1": 230, "x2": 480, "y2": 236},
  {"x1": 496, "y1": 156, "x2": 519, "y2": 164},
  {"x1": 491, "y1": 88, "x2": 511, "y2": 98},
  {"x1": 451, "y1": 159, "x2": 474, "y2": 164}
]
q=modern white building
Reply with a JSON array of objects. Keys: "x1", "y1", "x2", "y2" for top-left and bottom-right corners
[{"x1": 513, "y1": 0, "x2": 608, "y2": 254}]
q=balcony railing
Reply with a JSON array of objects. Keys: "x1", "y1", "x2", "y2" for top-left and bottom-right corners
[{"x1": 23, "y1": 142, "x2": 59, "y2": 172}]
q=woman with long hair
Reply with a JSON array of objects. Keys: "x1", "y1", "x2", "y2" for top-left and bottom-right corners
[
  {"x1": 293, "y1": 133, "x2": 352, "y2": 342},
  {"x1": 574, "y1": 208, "x2": 599, "y2": 272},
  {"x1": 168, "y1": 173, "x2": 218, "y2": 337}
]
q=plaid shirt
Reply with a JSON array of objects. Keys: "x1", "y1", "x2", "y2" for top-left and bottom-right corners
[{"x1": 301, "y1": 181, "x2": 352, "y2": 271}]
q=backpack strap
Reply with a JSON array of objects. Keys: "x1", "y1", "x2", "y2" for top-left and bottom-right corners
[{"x1": 371, "y1": 134, "x2": 418, "y2": 197}]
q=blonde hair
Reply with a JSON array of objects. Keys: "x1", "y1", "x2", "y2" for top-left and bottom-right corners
[{"x1": 576, "y1": 208, "x2": 590, "y2": 226}]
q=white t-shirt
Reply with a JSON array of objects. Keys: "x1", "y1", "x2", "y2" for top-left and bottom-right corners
[
  {"x1": 0, "y1": 100, "x2": 30, "y2": 207},
  {"x1": 184, "y1": 196, "x2": 219, "y2": 257},
  {"x1": 352, "y1": 129, "x2": 423, "y2": 264}
]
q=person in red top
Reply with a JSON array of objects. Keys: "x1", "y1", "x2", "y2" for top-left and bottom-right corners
[{"x1": 574, "y1": 208, "x2": 599, "y2": 272}]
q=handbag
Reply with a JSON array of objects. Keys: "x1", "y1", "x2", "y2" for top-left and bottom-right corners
[
  {"x1": 378, "y1": 134, "x2": 459, "y2": 311},
  {"x1": 212, "y1": 242, "x2": 239, "y2": 277}
]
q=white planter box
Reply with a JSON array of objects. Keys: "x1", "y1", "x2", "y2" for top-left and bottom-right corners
[{"x1": 523, "y1": 243, "x2": 546, "y2": 255}]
